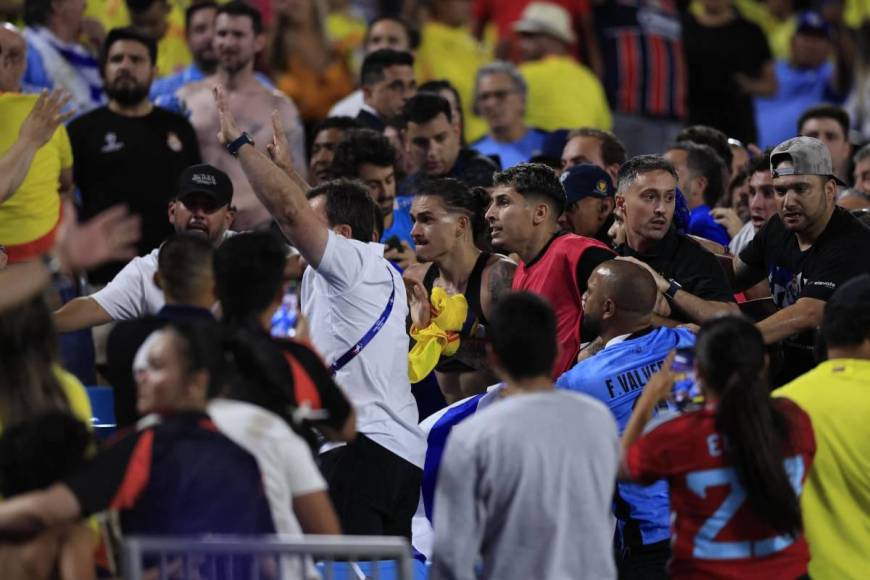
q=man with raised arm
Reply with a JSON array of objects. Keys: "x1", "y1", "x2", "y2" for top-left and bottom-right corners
[{"x1": 212, "y1": 84, "x2": 425, "y2": 538}]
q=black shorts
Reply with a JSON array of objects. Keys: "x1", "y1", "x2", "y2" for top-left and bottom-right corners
[
  {"x1": 617, "y1": 539, "x2": 670, "y2": 580},
  {"x1": 319, "y1": 434, "x2": 422, "y2": 539}
]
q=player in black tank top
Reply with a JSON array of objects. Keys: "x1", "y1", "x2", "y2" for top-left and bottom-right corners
[
  {"x1": 422, "y1": 252, "x2": 491, "y2": 374},
  {"x1": 404, "y1": 178, "x2": 516, "y2": 403}
]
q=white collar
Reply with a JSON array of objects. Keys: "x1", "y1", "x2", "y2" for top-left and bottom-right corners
[{"x1": 605, "y1": 333, "x2": 633, "y2": 349}]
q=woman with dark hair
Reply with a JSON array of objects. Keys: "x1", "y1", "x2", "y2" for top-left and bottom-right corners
[
  {"x1": 620, "y1": 316, "x2": 815, "y2": 578},
  {"x1": 0, "y1": 297, "x2": 95, "y2": 580},
  {"x1": 0, "y1": 295, "x2": 92, "y2": 433},
  {"x1": 404, "y1": 177, "x2": 516, "y2": 402}
]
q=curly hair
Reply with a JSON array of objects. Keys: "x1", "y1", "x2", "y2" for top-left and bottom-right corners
[
  {"x1": 492, "y1": 163, "x2": 566, "y2": 215},
  {"x1": 330, "y1": 129, "x2": 397, "y2": 178}
]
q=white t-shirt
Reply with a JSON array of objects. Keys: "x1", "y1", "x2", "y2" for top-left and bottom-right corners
[
  {"x1": 327, "y1": 89, "x2": 364, "y2": 119},
  {"x1": 91, "y1": 231, "x2": 238, "y2": 321},
  {"x1": 209, "y1": 399, "x2": 325, "y2": 580},
  {"x1": 207, "y1": 399, "x2": 326, "y2": 535},
  {"x1": 301, "y1": 230, "x2": 425, "y2": 467},
  {"x1": 91, "y1": 247, "x2": 163, "y2": 320},
  {"x1": 729, "y1": 220, "x2": 756, "y2": 256}
]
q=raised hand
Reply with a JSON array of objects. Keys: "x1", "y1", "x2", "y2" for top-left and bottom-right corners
[
  {"x1": 19, "y1": 90, "x2": 73, "y2": 148},
  {"x1": 266, "y1": 110, "x2": 294, "y2": 172},
  {"x1": 212, "y1": 84, "x2": 242, "y2": 145},
  {"x1": 710, "y1": 207, "x2": 744, "y2": 238},
  {"x1": 405, "y1": 278, "x2": 433, "y2": 329},
  {"x1": 56, "y1": 201, "x2": 141, "y2": 272}
]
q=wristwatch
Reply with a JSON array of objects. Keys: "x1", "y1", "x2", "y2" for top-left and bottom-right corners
[
  {"x1": 226, "y1": 132, "x2": 254, "y2": 157},
  {"x1": 664, "y1": 278, "x2": 682, "y2": 300}
]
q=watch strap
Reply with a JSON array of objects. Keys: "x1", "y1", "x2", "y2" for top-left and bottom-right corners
[
  {"x1": 665, "y1": 278, "x2": 682, "y2": 300},
  {"x1": 226, "y1": 132, "x2": 253, "y2": 157}
]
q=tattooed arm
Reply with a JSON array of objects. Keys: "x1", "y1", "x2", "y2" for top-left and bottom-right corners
[{"x1": 451, "y1": 257, "x2": 517, "y2": 370}]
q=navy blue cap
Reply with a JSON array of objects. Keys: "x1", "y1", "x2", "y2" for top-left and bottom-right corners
[
  {"x1": 559, "y1": 163, "x2": 615, "y2": 205},
  {"x1": 796, "y1": 11, "x2": 831, "y2": 38}
]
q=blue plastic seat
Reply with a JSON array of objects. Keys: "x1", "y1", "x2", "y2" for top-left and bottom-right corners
[{"x1": 85, "y1": 386, "x2": 117, "y2": 440}]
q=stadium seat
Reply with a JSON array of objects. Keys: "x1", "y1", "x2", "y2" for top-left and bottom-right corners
[{"x1": 86, "y1": 386, "x2": 117, "y2": 440}]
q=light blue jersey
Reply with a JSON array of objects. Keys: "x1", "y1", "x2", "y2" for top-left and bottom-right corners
[{"x1": 557, "y1": 326, "x2": 696, "y2": 548}]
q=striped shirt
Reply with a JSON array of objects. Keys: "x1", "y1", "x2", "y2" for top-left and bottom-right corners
[{"x1": 595, "y1": 0, "x2": 687, "y2": 120}]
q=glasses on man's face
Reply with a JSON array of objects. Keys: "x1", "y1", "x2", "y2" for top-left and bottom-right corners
[{"x1": 478, "y1": 89, "x2": 516, "y2": 103}]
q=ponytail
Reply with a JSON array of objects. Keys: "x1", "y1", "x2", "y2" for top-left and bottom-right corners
[
  {"x1": 697, "y1": 316, "x2": 802, "y2": 536},
  {"x1": 714, "y1": 370, "x2": 802, "y2": 535}
]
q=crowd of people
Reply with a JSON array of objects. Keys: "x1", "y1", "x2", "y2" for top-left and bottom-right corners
[{"x1": 1, "y1": 0, "x2": 869, "y2": 579}]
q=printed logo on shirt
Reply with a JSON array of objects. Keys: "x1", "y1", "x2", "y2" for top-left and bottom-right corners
[
  {"x1": 769, "y1": 266, "x2": 801, "y2": 308},
  {"x1": 101, "y1": 132, "x2": 124, "y2": 153},
  {"x1": 191, "y1": 173, "x2": 217, "y2": 186},
  {"x1": 166, "y1": 131, "x2": 183, "y2": 152}
]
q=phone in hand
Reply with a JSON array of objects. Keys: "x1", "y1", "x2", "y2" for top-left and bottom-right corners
[
  {"x1": 385, "y1": 235, "x2": 404, "y2": 253},
  {"x1": 671, "y1": 347, "x2": 702, "y2": 409},
  {"x1": 270, "y1": 281, "x2": 298, "y2": 338}
]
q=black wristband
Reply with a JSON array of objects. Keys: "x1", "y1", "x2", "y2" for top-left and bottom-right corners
[
  {"x1": 226, "y1": 132, "x2": 254, "y2": 157},
  {"x1": 664, "y1": 278, "x2": 682, "y2": 300}
]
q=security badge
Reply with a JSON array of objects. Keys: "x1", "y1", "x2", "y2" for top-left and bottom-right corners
[{"x1": 596, "y1": 179, "x2": 608, "y2": 194}]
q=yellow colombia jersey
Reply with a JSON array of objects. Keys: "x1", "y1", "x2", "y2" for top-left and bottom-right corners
[
  {"x1": 85, "y1": 0, "x2": 191, "y2": 77},
  {"x1": 775, "y1": 359, "x2": 870, "y2": 580},
  {"x1": 0, "y1": 93, "x2": 72, "y2": 246},
  {"x1": 416, "y1": 21, "x2": 492, "y2": 143},
  {"x1": 520, "y1": 55, "x2": 612, "y2": 133}
]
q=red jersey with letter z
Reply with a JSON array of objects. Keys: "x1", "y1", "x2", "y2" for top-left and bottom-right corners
[{"x1": 626, "y1": 398, "x2": 815, "y2": 579}]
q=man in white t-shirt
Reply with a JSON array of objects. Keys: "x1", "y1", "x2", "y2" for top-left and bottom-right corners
[
  {"x1": 54, "y1": 163, "x2": 236, "y2": 333},
  {"x1": 213, "y1": 85, "x2": 425, "y2": 538}
]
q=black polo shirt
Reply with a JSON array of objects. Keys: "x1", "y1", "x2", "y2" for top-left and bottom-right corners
[
  {"x1": 616, "y1": 228, "x2": 734, "y2": 323},
  {"x1": 739, "y1": 207, "x2": 870, "y2": 309}
]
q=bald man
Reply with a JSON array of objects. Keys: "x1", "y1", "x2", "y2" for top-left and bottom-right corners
[{"x1": 556, "y1": 259, "x2": 696, "y2": 580}]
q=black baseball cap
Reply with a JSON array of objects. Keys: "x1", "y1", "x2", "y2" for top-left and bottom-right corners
[
  {"x1": 560, "y1": 163, "x2": 615, "y2": 206},
  {"x1": 176, "y1": 164, "x2": 233, "y2": 207}
]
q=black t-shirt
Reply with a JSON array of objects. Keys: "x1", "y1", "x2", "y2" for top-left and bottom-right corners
[
  {"x1": 68, "y1": 106, "x2": 201, "y2": 283},
  {"x1": 739, "y1": 207, "x2": 870, "y2": 308},
  {"x1": 617, "y1": 229, "x2": 734, "y2": 322},
  {"x1": 681, "y1": 13, "x2": 771, "y2": 144}
]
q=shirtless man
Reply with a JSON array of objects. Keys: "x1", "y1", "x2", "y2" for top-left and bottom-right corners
[{"x1": 177, "y1": 1, "x2": 305, "y2": 230}]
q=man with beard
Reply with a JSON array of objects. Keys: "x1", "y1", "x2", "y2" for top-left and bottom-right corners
[
  {"x1": 54, "y1": 164, "x2": 235, "y2": 333},
  {"x1": 176, "y1": 1, "x2": 306, "y2": 230},
  {"x1": 148, "y1": 1, "x2": 274, "y2": 111},
  {"x1": 733, "y1": 137, "x2": 870, "y2": 381},
  {"x1": 67, "y1": 27, "x2": 201, "y2": 286},
  {"x1": 556, "y1": 259, "x2": 695, "y2": 579}
]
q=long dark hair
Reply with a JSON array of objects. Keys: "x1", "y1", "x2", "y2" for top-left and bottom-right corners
[
  {"x1": 696, "y1": 316, "x2": 802, "y2": 536},
  {"x1": 0, "y1": 296, "x2": 69, "y2": 428}
]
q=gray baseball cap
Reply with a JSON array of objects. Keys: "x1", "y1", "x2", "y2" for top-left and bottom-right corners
[{"x1": 770, "y1": 136, "x2": 846, "y2": 186}]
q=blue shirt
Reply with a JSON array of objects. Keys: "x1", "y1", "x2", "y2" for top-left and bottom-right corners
[
  {"x1": 755, "y1": 60, "x2": 841, "y2": 150},
  {"x1": 689, "y1": 204, "x2": 730, "y2": 246},
  {"x1": 556, "y1": 326, "x2": 696, "y2": 547},
  {"x1": 381, "y1": 202, "x2": 415, "y2": 249},
  {"x1": 470, "y1": 128, "x2": 548, "y2": 170}
]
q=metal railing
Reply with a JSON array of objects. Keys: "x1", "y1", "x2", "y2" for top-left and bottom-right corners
[{"x1": 122, "y1": 534, "x2": 414, "y2": 580}]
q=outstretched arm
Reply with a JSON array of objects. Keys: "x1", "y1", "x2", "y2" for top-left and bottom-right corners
[
  {"x1": 1, "y1": 90, "x2": 73, "y2": 203},
  {"x1": 213, "y1": 86, "x2": 329, "y2": 267}
]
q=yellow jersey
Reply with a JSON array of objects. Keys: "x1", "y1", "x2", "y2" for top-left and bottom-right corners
[
  {"x1": 416, "y1": 21, "x2": 492, "y2": 143},
  {"x1": 775, "y1": 359, "x2": 870, "y2": 580},
  {"x1": 0, "y1": 93, "x2": 72, "y2": 246},
  {"x1": 520, "y1": 55, "x2": 612, "y2": 132}
]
